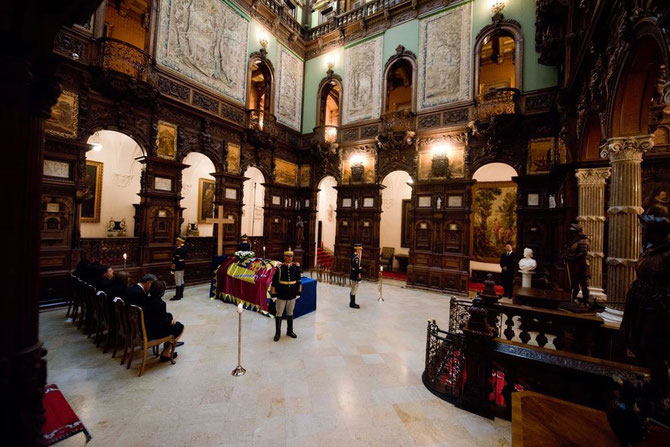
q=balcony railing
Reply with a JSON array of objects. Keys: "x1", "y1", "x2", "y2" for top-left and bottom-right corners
[
  {"x1": 313, "y1": 125, "x2": 339, "y2": 144},
  {"x1": 261, "y1": 0, "x2": 303, "y2": 35},
  {"x1": 381, "y1": 110, "x2": 415, "y2": 133},
  {"x1": 307, "y1": 0, "x2": 408, "y2": 40},
  {"x1": 247, "y1": 109, "x2": 277, "y2": 135},
  {"x1": 475, "y1": 88, "x2": 520, "y2": 121},
  {"x1": 96, "y1": 38, "x2": 158, "y2": 86}
]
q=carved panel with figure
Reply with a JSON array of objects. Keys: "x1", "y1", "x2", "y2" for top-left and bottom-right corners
[{"x1": 342, "y1": 36, "x2": 383, "y2": 124}]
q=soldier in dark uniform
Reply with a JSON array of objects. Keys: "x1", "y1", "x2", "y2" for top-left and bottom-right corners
[
  {"x1": 271, "y1": 250, "x2": 302, "y2": 342},
  {"x1": 238, "y1": 234, "x2": 251, "y2": 251},
  {"x1": 349, "y1": 243, "x2": 363, "y2": 309},
  {"x1": 499, "y1": 242, "x2": 515, "y2": 298},
  {"x1": 170, "y1": 236, "x2": 188, "y2": 301},
  {"x1": 564, "y1": 223, "x2": 591, "y2": 306}
]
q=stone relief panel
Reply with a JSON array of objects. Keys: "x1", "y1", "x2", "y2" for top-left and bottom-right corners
[
  {"x1": 156, "y1": 0, "x2": 249, "y2": 104},
  {"x1": 342, "y1": 36, "x2": 383, "y2": 125},
  {"x1": 418, "y1": 3, "x2": 472, "y2": 110},
  {"x1": 274, "y1": 45, "x2": 304, "y2": 131}
]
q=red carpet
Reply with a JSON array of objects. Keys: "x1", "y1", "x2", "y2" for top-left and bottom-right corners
[
  {"x1": 41, "y1": 384, "x2": 91, "y2": 445},
  {"x1": 381, "y1": 271, "x2": 407, "y2": 281},
  {"x1": 469, "y1": 282, "x2": 504, "y2": 295}
]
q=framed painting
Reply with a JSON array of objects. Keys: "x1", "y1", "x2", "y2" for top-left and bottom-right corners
[
  {"x1": 81, "y1": 160, "x2": 103, "y2": 223},
  {"x1": 274, "y1": 158, "x2": 298, "y2": 186},
  {"x1": 156, "y1": 121, "x2": 177, "y2": 160},
  {"x1": 45, "y1": 91, "x2": 79, "y2": 139},
  {"x1": 643, "y1": 180, "x2": 669, "y2": 218},
  {"x1": 198, "y1": 178, "x2": 215, "y2": 223},
  {"x1": 227, "y1": 143, "x2": 241, "y2": 174},
  {"x1": 527, "y1": 137, "x2": 554, "y2": 174},
  {"x1": 470, "y1": 182, "x2": 517, "y2": 262}
]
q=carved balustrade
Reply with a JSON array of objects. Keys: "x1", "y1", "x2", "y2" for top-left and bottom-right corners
[
  {"x1": 81, "y1": 237, "x2": 141, "y2": 266},
  {"x1": 247, "y1": 109, "x2": 278, "y2": 136},
  {"x1": 184, "y1": 236, "x2": 215, "y2": 260},
  {"x1": 381, "y1": 110, "x2": 415, "y2": 133},
  {"x1": 260, "y1": 0, "x2": 302, "y2": 34},
  {"x1": 475, "y1": 88, "x2": 520, "y2": 121},
  {"x1": 306, "y1": 0, "x2": 409, "y2": 40},
  {"x1": 423, "y1": 320, "x2": 466, "y2": 405},
  {"x1": 448, "y1": 297, "x2": 628, "y2": 362},
  {"x1": 313, "y1": 125, "x2": 339, "y2": 146},
  {"x1": 95, "y1": 38, "x2": 158, "y2": 86}
]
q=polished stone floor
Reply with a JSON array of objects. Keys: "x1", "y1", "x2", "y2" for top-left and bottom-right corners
[{"x1": 41, "y1": 279, "x2": 511, "y2": 446}]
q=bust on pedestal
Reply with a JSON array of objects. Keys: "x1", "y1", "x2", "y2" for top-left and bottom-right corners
[{"x1": 518, "y1": 248, "x2": 537, "y2": 288}]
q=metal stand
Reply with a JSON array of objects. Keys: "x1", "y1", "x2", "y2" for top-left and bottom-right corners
[
  {"x1": 231, "y1": 305, "x2": 246, "y2": 376},
  {"x1": 378, "y1": 266, "x2": 384, "y2": 302}
]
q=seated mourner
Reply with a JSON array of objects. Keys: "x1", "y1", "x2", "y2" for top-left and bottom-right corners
[{"x1": 146, "y1": 280, "x2": 185, "y2": 362}]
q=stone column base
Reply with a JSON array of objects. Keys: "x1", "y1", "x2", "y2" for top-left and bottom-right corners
[{"x1": 598, "y1": 306, "x2": 624, "y2": 325}]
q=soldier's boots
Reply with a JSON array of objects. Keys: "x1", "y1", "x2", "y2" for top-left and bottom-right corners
[
  {"x1": 349, "y1": 294, "x2": 360, "y2": 309},
  {"x1": 286, "y1": 316, "x2": 297, "y2": 338},
  {"x1": 170, "y1": 285, "x2": 183, "y2": 301},
  {"x1": 274, "y1": 317, "x2": 282, "y2": 342}
]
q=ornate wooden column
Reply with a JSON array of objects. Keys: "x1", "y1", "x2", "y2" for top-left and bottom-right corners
[
  {"x1": 574, "y1": 167, "x2": 610, "y2": 301},
  {"x1": 600, "y1": 135, "x2": 654, "y2": 323}
]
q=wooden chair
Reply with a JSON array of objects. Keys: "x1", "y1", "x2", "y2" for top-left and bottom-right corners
[
  {"x1": 380, "y1": 247, "x2": 395, "y2": 272},
  {"x1": 112, "y1": 298, "x2": 130, "y2": 363},
  {"x1": 65, "y1": 273, "x2": 77, "y2": 320},
  {"x1": 126, "y1": 304, "x2": 176, "y2": 377},
  {"x1": 94, "y1": 291, "x2": 110, "y2": 349},
  {"x1": 84, "y1": 284, "x2": 99, "y2": 339},
  {"x1": 74, "y1": 279, "x2": 87, "y2": 329}
]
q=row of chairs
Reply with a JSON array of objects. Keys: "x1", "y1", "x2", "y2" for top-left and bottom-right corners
[
  {"x1": 314, "y1": 266, "x2": 348, "y2": 286},
  {"x1": 65, "y1": 274, "x2": 176, "y2": 376}
]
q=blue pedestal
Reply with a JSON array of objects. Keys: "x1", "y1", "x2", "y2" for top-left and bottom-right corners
[{"x1": 293, "y1": 277, "x2": 317, "y2": 318}]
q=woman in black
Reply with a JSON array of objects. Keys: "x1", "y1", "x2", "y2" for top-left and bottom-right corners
[{"x1": 145, "y1": 280, "x2": 185, "y2": 361}]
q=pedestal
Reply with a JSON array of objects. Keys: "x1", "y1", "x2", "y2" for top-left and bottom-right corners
[{"x1": 520, "y1": 271, "x2": 534, "y2": 288}]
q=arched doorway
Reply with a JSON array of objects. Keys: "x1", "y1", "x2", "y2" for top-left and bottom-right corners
[
  {"x1": 384, "y1": 58, "x2": 414, "y2": 113},
  {"x1": 470, "y1": 163, "x2": 518, "y2": 276},
  {"x1": 81, "y1": 130, "x2": 144, "y2": 238},
  {"x1": 247, "y1": 57, "x2": 274, "y2": 130},
  {"x1": 241, "y1": 167, "x2": 265, "y2": 237},
  {"x1": 380, "y1": 170, "x2": 412, "y2": 276},
  {"x1": 315, "y1": 175, "x2": 337, "y2": 265},
  {"x1": 180, "y1": 152, "x2": 217, "y2": 236}
]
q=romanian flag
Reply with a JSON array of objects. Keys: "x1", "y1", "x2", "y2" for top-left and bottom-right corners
[{"x1": 214, "y1": 257, "x2": 277, "y2": 314}]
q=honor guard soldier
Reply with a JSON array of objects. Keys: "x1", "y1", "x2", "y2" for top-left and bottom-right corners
[
  {"x1": 170, "y1": 236, "x2": 187, "y2": 301},
  {"x1": 238, "y1": 234, "x2": 251, "y2": 251},
  {"x1": 349, "y1": 243, "x2": 363, "y2": 309},
  {"x1": 271, "y1": 250, "x2": 302, "y2": 341}
]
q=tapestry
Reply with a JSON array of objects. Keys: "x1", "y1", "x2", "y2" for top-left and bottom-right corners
[
  {"x1": 198, "y1": 178, "x2": 215, "y2": 223},
  {"x1": 156, "y1": 121, "x2": 177, "y2": 160},
  {"x1": 156, "y1": 0, "x2": 249, "y2": 104},
  {"x1": 81, "y1": 161, "x2": 103, "y2": 223},
  {"x1": 471, "y1": 182, "x2": 517, "y2": 262},
  {"x1": 214, "y1": 257, "x2": 277, "y2": 314},
  {"x1": 274, "y1": 158, "x2": 298, "y2": 186},
  {"x1": 418, "y1": 3, "x2": 472, "y2": 110},
  {"x1": 45, "y1": 91, "x2": 79, "y2": 139},
  {"x1": 342, "y1": 36, "x2": 383, "y2": 124},
  {"x1": 274, "y1": 46, "x2": 303, "y2": 131}
]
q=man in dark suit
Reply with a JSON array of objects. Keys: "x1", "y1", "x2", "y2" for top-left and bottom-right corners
[
  {"x1": 499, "y1": 242, "x2": 515, "y2": 298},
  {"x1": 96, "y1": 265, "x2": 114, "y2": 291},
  {"x1": 125, "y1": 273, "x2": 157, "y2": 306}
]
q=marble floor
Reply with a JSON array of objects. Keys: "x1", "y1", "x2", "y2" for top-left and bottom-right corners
[{"x1": 41, "y1": 280, "x2": 511, "y2": 446}]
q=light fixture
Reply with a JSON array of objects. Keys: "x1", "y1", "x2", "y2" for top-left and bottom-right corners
[
  {"x1": 259, "y1": 32, "x2": 269, "y2": 50},
  {"x1": 489, "y1": 0, "x2": 506, "y2": 19},
  {"x1": 325, "y1": 126, "x2": 337, "y2": 142},
  {"x1": 431, "y1": 143, "x2": 451, "y2": 158},
  {"x1": 325, "y1": 54, "x2": 336, "y2": 74},
  {"x1": 89, "y1": 131, "x2": 103, "y2": 152},
  {"x1": 350, "y1": 154, "x2": 364, "y2": 166}
]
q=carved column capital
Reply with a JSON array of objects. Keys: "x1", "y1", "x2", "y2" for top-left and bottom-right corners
[
  {"x1": 600, "y1": 135, "x2": 654, "y2": 162},
  {"x1": 575, "y1": 167, "x2": 611, "y2": 185}
]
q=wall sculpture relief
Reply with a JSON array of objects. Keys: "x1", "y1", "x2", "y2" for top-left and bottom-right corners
[
  {"x1": 274, "y1": 45, "x2": 304, "y2": 131},
  {"x1": 418, "y1": 3, "x2": 472, "y2": 110},
  {"x1": 156, "y1": 0, "x2": 249, "y2": 104},
  {"x1": 342, "y1": 36, "x2": 383, "y2": 125}
]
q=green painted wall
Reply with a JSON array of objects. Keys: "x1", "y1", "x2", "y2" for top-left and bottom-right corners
[
  {"x1": 248, "y1": 19, "x2": 279, "y2": 66},
  {"x1": 382, "y1": 20, "x2": 419, "y2": 63},
  {"x1": 471, "y1": 0, "x2": 557, "y2": 91}
]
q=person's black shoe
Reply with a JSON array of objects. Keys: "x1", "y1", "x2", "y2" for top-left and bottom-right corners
[
  {"x1": 349, "y1": 294, "x2": 360, "y2": 309},
  {"x1": 176, "y1": 341, "x2": 184, "y2": 347},
  {"x1": 169, "y1": 295, "x2": 181, "y2": 301},
  {"x1": 286, "y1": 316, "x2": 297, "y2": 338},
  {"x1": 160, "y1": 352, "x2": 178, "y2": 362},
  {"x1": 274, "y1": 317, "x2": 282, "y2": 342}
]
